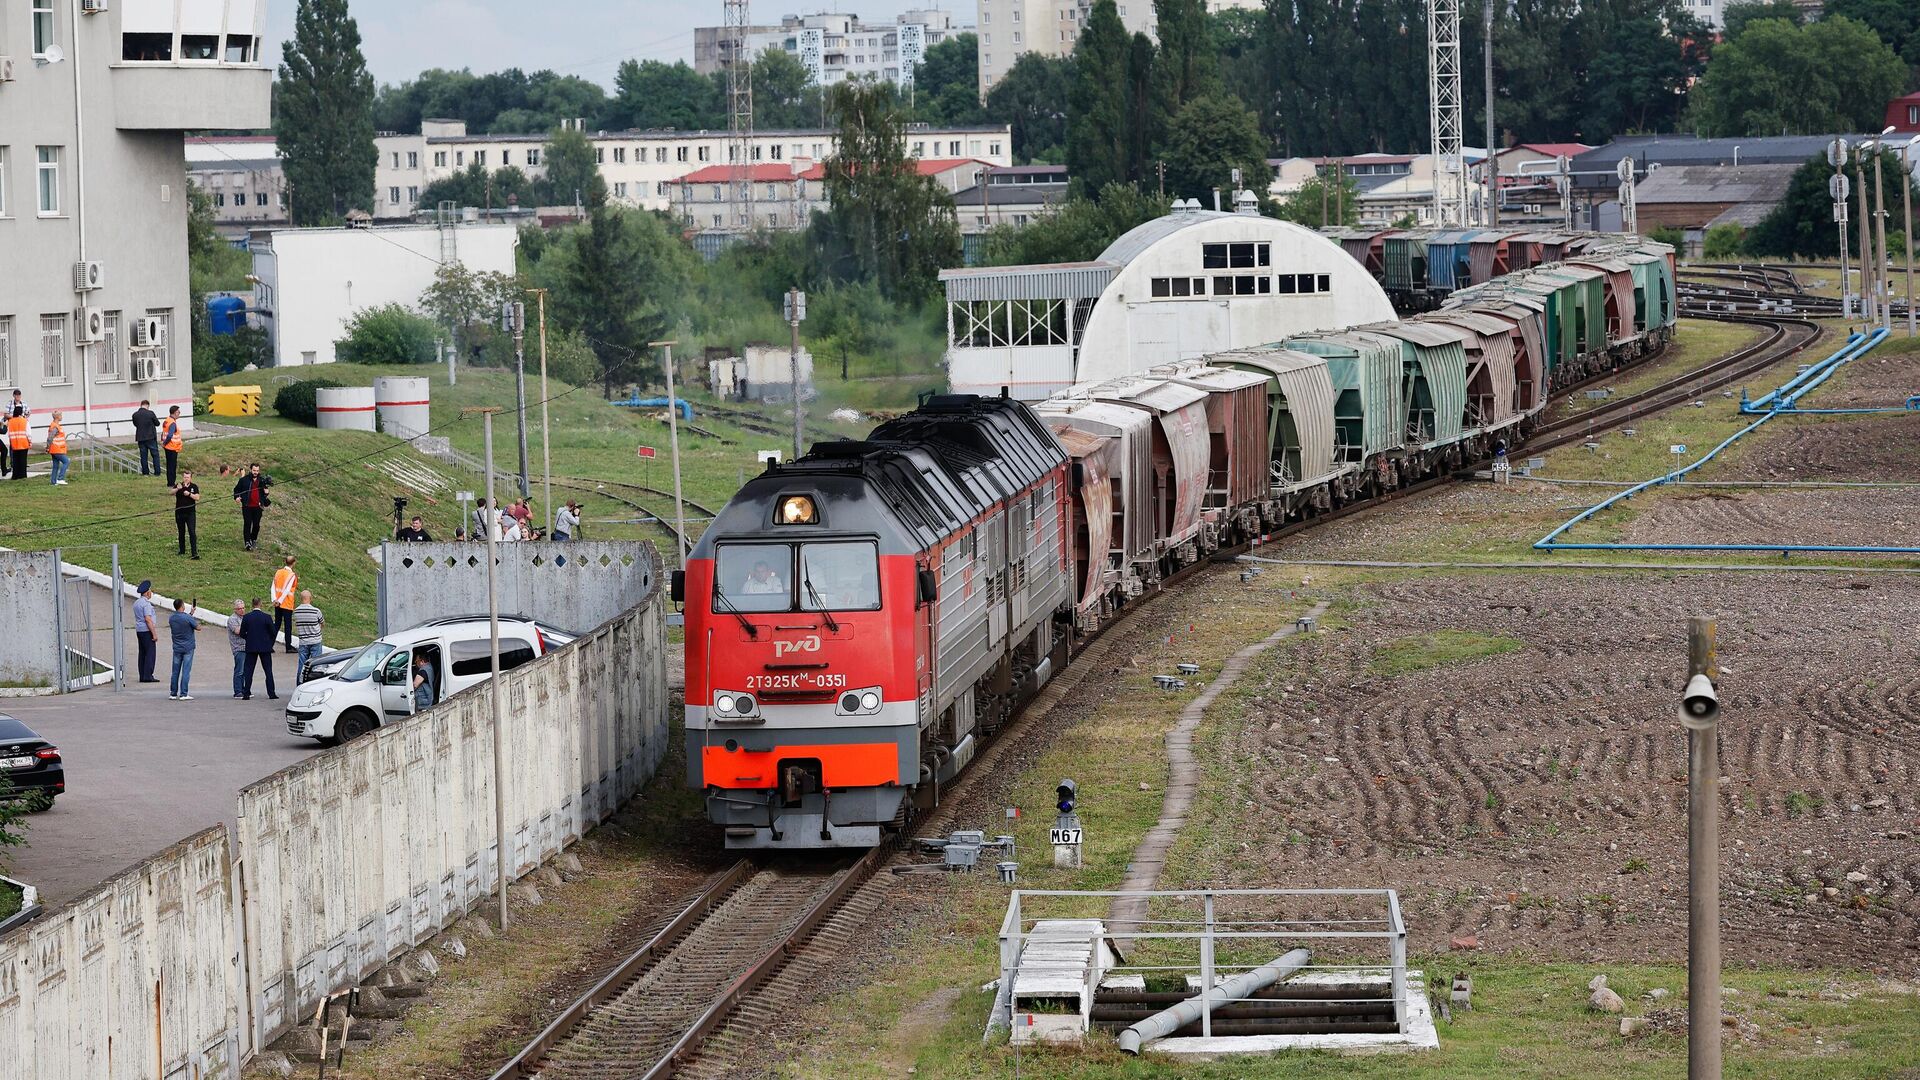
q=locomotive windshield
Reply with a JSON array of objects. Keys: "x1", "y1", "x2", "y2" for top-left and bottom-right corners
[{"x1": 714, "y1": 541, "x2": 880, "y2": 612}]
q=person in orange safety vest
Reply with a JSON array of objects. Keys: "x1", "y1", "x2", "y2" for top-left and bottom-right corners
[
  {"x1": 161, "y1": 405, "x2": 184, "y2": 487},
  {"x1": 45, "y1": 410, "x2": 69, "y2": 486},
  {"x1": 270, "y1": 556, "x2": 300, "y2": 654},
  {"x1": 5, "y1": 407, "x2": 28, "y2": 482}
]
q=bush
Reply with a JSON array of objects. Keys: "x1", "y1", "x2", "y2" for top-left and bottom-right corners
[
  {"x1": 273, "y1": 377, "x2": 346, "y2": 425},
  {"x1": 335, "y1": 304, "x2": 442, "y2": 366},
  {"x1": 1648, "y1": 225, "x2": 1685, "y2": 250},
  {"x1": 1703, "y1": 223, "x2": 1748, "y2": 260}
]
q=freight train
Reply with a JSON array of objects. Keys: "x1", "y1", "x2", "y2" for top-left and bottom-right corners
[{"x1": 673, "y1": 231, "x2": 1678, "y2": 849}]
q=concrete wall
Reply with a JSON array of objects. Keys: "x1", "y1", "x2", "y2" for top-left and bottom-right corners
[
  {"x1": 0, "y1": 827, "x2": 242, "y2": 1080},
  {"x1": 0, "y1": 551, "x2": 63, "y2": 687},
  {"x1": 236, "y1": 574, "x2": 669, "y2": 1047},
  {"x1": 377, "y1": 540, "x2": 660, "y2": 637}
]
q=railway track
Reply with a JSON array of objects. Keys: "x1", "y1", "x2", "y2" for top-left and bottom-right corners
[
  {"x1": 489, "y1": 307, "x2": 1819, "y2": 1079},
  {"x1": 490, "y1": 853, "x2": 880, "y2": 1080}
]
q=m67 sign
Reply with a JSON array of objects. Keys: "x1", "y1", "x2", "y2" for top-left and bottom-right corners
[{"x1": 1049, "y1": 826, "x2": 1083, "y2": 845}]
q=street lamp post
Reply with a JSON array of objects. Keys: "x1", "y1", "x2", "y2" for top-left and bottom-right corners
[
  {"x1": 1873, "y1": 127, "x2": 1895, "y2": 331},
  {"x1": 1905, "y1": 137, "x2": 1917, "y2": 338}
]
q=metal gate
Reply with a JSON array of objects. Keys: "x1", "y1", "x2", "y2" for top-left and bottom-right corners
[{"x1": 51, "y1": 544, "x2": 124, "y2": 693}]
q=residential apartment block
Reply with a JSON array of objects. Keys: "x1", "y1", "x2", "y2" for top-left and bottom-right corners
[
  {"x1": 371, "y1": 119, "x2": 1013, "y2": 221},
  {"x1": 186, "y1": 135, "x2": 287, "y2": 237},
  {"x1": 0, "y1": 0, "x2": 271, "y2": 437},
  {"x1": 693, "y1": 9, "x2": 968, "y2": 90},
  {"x1": 670, "y1": 157, "x2": 989, "y2": 232},
  {"x1": 975, "y1": 0, "x2": 1156, "y2": 97}
]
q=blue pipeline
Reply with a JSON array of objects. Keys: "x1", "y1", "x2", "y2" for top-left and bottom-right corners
[
  {"x1": 610, "y1": 395, "x2": 696, "y2": 421},
  {"x1": 1534, "y1": 329, "x2": 1920, "y2": 556}
]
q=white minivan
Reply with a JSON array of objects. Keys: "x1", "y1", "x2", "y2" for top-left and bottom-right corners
[{"x1": 285, "y1": 616, "x2": 574, "y2": 744}]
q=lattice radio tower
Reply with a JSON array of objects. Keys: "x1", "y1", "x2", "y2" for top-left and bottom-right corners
[
  {"x1": 725, "y1": 0, "x2": 755, "y2": 231},
  {"x1": 1427, "y1": 0, "x2": 1468, "y2": 227}
]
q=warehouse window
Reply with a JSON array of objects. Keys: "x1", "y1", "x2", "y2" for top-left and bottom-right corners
[
  {"x1": 1202, "y1": 242, "x2": 1270, "y2": 269},
  {"x1": 1149, "y1": 276, "x2": 1206, "y2": 298},
  {"x1": 1275, "y1": 274, "x2": 1329, "y2": 295}
]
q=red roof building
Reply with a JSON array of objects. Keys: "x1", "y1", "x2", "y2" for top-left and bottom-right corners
[{"x1": 1887, "y1": 91, "x2": 1920, "y2": 135}]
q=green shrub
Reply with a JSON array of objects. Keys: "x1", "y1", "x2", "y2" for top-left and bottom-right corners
[
  {"x1": 272, "y1": 377, "x2": 346, "y2": 425},
  {"x1": 1703, "y1": 223, "x2": 1748, "y2": 259},
  {"x1": 335, "y1": 304, "x2": 442, "y2": 366}
]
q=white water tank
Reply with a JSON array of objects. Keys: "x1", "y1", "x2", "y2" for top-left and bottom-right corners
[
  {"x1": 314, "y1": 386, "x2": 376, "y2": 431},
  {"x1": 374, "y1": 375, "x2": 431, "y2": 439}
]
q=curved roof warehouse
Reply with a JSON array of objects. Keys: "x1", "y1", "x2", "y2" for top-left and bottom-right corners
[{"x1": 940, "y1": 201, "x2": 1396, "y2": 399}]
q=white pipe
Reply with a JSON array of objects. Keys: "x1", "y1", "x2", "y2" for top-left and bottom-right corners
[
  {"x1": 1116, "y1": 948, "x2": 1312, "y2": 1054},
  {"x1": 71, "y1": 0, "x2": 93, "y2": 436}
]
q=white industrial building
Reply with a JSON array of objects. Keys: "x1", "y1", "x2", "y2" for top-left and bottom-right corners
[
  {"x1": 248, "y1": 222, "x2": 517, "y2": 367},
  {"x1": 0, "y1": 0, "x2": 270, "y2": 438},
  {"x1": 940, "y1": 200, "x2": 1396, "y2": 398},
  {"x1": 372, "y1": 119, "x2": 1011, "y2": 221}
]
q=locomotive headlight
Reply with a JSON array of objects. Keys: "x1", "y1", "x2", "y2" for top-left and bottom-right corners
[
  {"x1": 712, "y1": 692, "x2": 759, "y2": 718},
  {"x1": 835, "y1": 687, "x2": 884, "y2": 716}
]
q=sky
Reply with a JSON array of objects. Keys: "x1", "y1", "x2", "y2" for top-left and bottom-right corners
[{"x1": 264, "y1": 1, "x2": 952, "y2": 88}]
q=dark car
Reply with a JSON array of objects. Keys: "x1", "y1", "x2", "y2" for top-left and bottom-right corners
[
  {"x1": 300, "y1": 646, "x2": 364, "y2": 682},
  {"x1": 0, "y1": 715, "x2": 63, "y2": 811}
]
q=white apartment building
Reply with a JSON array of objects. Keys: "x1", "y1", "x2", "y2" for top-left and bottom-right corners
[
  {"x1": 694, "y1": 9, "x2": 969, "y2": 90},
  {"x1": 186, "y1": 135, "x2": 287, "y2": 237},
  {"x1": 372, "y1": 119, "x2": 1013, "y2": 220},
  {"x1": 975, "y1": 0, "x2": 1155, "y2": 97},
  {"x1": 0, "y1": 0, "x2": 271, "y2": 438}
]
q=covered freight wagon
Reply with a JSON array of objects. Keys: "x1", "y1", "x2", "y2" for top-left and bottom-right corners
[
  {"x1": 1360, "y1": 322, "x2": 1472, "y2": 447},
  {"x1": 1284, "y1": 332, "x2": 1405, "y2": 463},
  {"x1": 1158, "y1": 363, "x2": 1272, "y2": 513},
  {"x1": 1090, "y1": 377, "x2": 1213, "y2": 553}
]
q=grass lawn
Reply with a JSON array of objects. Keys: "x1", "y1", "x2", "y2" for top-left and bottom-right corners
[{"x1": 1369, "y1": 629, "x2": 1523, "y2": 676}]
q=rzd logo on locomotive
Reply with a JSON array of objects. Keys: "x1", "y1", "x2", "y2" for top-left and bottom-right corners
[{"x1": 773, "y1": 635, "x2": 823, "y2": 658}]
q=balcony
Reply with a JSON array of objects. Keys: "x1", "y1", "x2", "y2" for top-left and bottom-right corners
[{"x1": 112, "y1": 64, "x2": 272, "y2": 131}]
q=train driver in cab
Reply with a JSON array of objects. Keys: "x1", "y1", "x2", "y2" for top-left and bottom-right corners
[{"x1": 742, "y1": 560, "x2": 786, "y2": 595}]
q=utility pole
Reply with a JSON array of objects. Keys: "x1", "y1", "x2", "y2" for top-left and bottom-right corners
[
  {"x1": 1830, "y1": 139, "x2": 1852, "y2": 320},
  {"x1": 1483, "y1": 0, "x2": 1496, "y2": 227},
  {"x1": 530, "y1": 289, "x2": 553, "y2": 535},
  {"x1": 463, "y1": 406, "x2": 511, "y2": 931},
  {"x1": 1856, "y1": 151, "x2": 1875, "y2": 325},
  {"x1": 1904, "y1": 137, "x2": 1916, "y2": 338},
  {"x1": 502, "y1": 300, "x2": 530, "y2": 499},
  {"x1": 785, "y1": 288, "x2": 807, "y2": 461},
  {"x1": 1682, "y1": 616, "x2": 1721, "y2": 1080},
  {"x1": 1335, "y1": 159, "x2": 1345, "y2": 225},
  {"x1": 1872, "y1": 131, "x2": 1892, "y2": 331},
  {"x1": 650, "y1": 341, "x2": 689, "y2": 564}
]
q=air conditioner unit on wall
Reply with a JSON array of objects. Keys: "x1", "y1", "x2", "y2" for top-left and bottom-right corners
[
  {"x1": 75, "y1": 306, "x2": 105, "y2": 343},
  {"x1": 130, "y1": 353, "x2": 157, "y2": 383},
  {"x1": 80, "y1": 0, "x2": 108, "y2": 13},
  {"x1": 132, "y1": 316, "x2": 163, "y2": 348},
  {"x1": 73, "y1": 260, "x2": 103, "y2": 291}
]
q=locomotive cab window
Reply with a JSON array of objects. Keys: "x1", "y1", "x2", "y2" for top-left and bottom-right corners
[
  {"x1": 716, "y1": 543, "x2": 794, "y2": 613},
  {"x1": 799, "y1": 541, "x2": 880, "y2": 611}
]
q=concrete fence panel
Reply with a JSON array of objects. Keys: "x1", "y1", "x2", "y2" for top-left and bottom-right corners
[
  {"x1": 0, "y1": 550, "x2": 62, "y2": 688},
  {"x1": 378, "y1": 541, "x2": 659, "y2": 637},
  {"x1": 0, "y1": 827, "x2": 241, "y2": 1080},
  {"x1": 238, "y1": 551, "x2": 668, "y2": 1048}
]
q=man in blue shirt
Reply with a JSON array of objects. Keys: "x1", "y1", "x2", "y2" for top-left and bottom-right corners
[
  {"x1": 167, "y1": 598, "x2": 198, "y2": 701},
  {"x1": 133, "y1": 581, "x2": 160, "y2": 683}
]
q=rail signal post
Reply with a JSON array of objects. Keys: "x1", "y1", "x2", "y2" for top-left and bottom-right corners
[
  {"x1": 1682, "y1": 617, "x2": 1721, "y2": 1080},
  {"x1": 785, "y1": 288, "x2": 806, "y2": 461},
  {"x1": 1830, "y1": 139, "x2": 1852, "y2": 321},
  {"x1": 1052, "y1": 780, "x2": 1084, "y2": 870}
]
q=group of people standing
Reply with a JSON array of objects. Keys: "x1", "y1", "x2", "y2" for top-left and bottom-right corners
[
  {"x1": 3, "y1": 389, "x2": 71, "y2": 485},
  {"x1": 469, "y1": 497, "x2": 581, "y2": 543},
  {"x1": 131, "y1": 556, "x2": 320, "y2": 701},
  {"x1": 131, "y1": 400, "x2": 277, "y2": 558}
]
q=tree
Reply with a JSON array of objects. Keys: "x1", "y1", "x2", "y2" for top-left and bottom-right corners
[
  {"x1": 607, "y1": 59, "x2": 723, "y2": 131},
  {"x1": 1159, "y1": 93, "x2": 1272, "y2": 203},
  {"x1": 1579, "y1": 12, "x2": 1697, "y2": 138},
  {"x1": 1067, "y1": 0, "x2": 1133, "y2": 196},
  {"x1": 537, "y1": 127, "x2": 607, "y2": 209},
  {"x1": 1151, "y1": 0, "x2": 1218, "y2": 125},
  {"x1": 1721, "y1": 0, "x2": 1802, "y2": 39},
  {"x1": 275, "y1": 0, "x2": 378, "y2": 224},
  {"x1": 912, "y1": 33, "x2": 989, "y2": 125},
  {"x1": 1688, "y1": 16, "x2": 1908, "y2": 137},
  {"x1": 985, "y1": 54, "x2": 1073, "y2": 163},
  {"x1": 335, "y1": 304, "x2": 442, "y2": 365},
  {"x1": 1124, "y1": 33, "x2": 1159, "y2": 185},
  {"x1": 980, "y1": 183, "x2": 1170, "y2": 265},
  {"x1": 812, "y1": 81, "x2": 961, "y2": 301},
  {"x1": 1269, "y1": 172, "x2": 1363, "y2": 228},
  {"x1": 420, "y1": 262, "x2": 522, "y2": 362},
  {"x1": 1747, "y1": 149, "x2": 1916, "y2": 258},
  {"x1": 750, "y1": 47, "x2": 819, "y2": 130},
  {"x1": 1823, "y1": 0, "x2": 1920, "y2": 71},
  {"x1": 416, "y1": 162, "x2": 536, "y2": 211},
  {"x1": 538, "y1": 207, "x2": 694, "y2": 395},
  {"x1": 1703, "y1": 223, "x2": 1748, "y2": 259}
]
